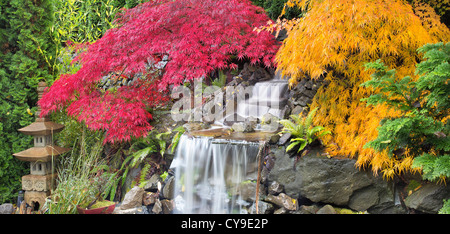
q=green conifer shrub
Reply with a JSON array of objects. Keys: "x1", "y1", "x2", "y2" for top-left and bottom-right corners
[
  {"x1": 0, "y1": 0, "x2": 56, "y2": 203},
  {"x1": 362, "y1": 42, "x2": 450, "y2": 213}
]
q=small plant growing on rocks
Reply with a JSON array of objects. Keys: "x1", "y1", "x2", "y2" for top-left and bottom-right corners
[{"x1": 279, "y1": 107, "x2": 331, "y2": 154}]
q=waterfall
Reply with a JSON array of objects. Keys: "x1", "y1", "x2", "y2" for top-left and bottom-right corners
[
  {"x1": 235, "y1": 80, "x2": 289, "y2": 120},
  {"x1": 215, "y1": 75, "x2": 289, "y2": 126},
  {"x1": 170, "y1": 134, "x2": 260, "y2": 214}
]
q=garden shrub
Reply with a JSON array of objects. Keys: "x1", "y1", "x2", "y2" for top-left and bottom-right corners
[
  {"x1": 362, "y1": 42, "x2": 449, "y2": 180},
  {"x1": 0, "y1": 0, "x2": 56, "y2": 203},
  {"x1": 362, "y1": 42, "x2": 449, "y2": 212}
]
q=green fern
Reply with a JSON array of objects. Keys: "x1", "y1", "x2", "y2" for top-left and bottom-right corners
[
  {"x1": 169, "y1": 126, "x2": 185, "y2": 153},
  {"x1": 211, "y1": 70, "x2": 227, "y2": 88},
  {"x1": 279, "y1": 107, "x2": 330, "y2": 153},
  {"x1": 138, "y1": 163, "x2": 152, "y2": 188}
]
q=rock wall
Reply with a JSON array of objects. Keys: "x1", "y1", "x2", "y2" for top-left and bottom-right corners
[
  {"x1": 286, "y1": 76, "x2": 326, "y2": 117},
  {"x1": 264, "y1": 142, "x2": 450, "y2": 214},
  {"x1": 266, "y1": 146, "x2": 405, "y2": 213}
]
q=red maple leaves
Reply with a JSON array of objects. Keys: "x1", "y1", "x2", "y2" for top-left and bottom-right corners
[{"x1": 39, "y1": 0, "x2": 279, "y2": 143}]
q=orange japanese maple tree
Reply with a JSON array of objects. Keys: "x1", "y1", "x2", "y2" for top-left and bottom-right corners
[
  {"x1": 273, "y1": 0, "x2": 449, "y2": 178},
  {"x1": 39, "y1": 0, "x2": 279, "y2": 143}
]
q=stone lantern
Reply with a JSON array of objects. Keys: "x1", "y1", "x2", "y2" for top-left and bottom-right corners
[{"x1": 13, "y1": 82, "x2": 70, "y2": 211}]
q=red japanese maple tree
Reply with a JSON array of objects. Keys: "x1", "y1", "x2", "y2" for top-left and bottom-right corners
[{"x1": 39, "y1": 0, "x2": 279, "y2": 143}]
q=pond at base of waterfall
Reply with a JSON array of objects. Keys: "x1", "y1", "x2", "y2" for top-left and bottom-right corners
[{"x1": 170, "y1": 134, "x2": 262, "y2": 214}]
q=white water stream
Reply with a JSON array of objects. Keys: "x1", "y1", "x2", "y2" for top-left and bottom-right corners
[
  {"x1": 170, "y1": 76, "x2": 287, "y2": 214},
  {"x1": 171, "y1": 135, "x2": 260, "y2": 214}
]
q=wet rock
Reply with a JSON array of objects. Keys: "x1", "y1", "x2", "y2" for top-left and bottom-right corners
[
  {"x1": 269, "y1": 134, "x2": 280, "y2": 144},
  {"x1": 273, "y1": 207, "x2": 287, "y2": 214},
  {"x1": 161, "y1": 199, "x2": 174, "y2": 214},
  {"x1": 245, "y1": 116, "x2": 258, "y2": 130},
  {"x1": 268, "y1": 181, "x2": 284, "y2": 195},
  {"x1": 260, "y1": 113, "x2": 280, "y2": 132},
  {"x1": 294, "y1": 96, "x2": 311, "y2": 107},
  {"x1": 231, "y1": 122, "x2": 254, "y2": 133},
  {"x1": 268, "y1": 148, "x2": 403, "y2": 213},
  {"x1": 348, "y1": 185, "x2": 380, "y2": 211},
  {"x1": 239, "y1": 63, "x2": 254, "y2": 80},
  {"x1": 264, "y1": 193, "x2": 298, "y2": 211},
  {"x1": 404, "y1": 183, "x2": 450, "y2": 213},
  {"x1": 302, "y1": 89, "x2": 316, "y2": 99},
  {"x1": 261, "y1": 113, "x2": 276, "y2": 124},
  {"x1": 120, "y1": 186, "x2": 145, "y2": 210},
  {"x1": 248, "y1": 201, "x2": 274, "y2": 214},
  {"x1": 278, "y1": 132, "x2": 292, "y2": 145},
  {"x1": 143, "y1": 174, "x2": 162, "y2": 192},
  {"x1": 162, "y1": 176, "x2": 175, "y2": 199},
  {"x1": 290, "y1": 106, "x2": 303, "y2": 116},
  {"x1": 235, "y1": 181, "x2": 265, "y2": 202},
  {"x1": 249, "y1": 67, "x2": 272, "y2": 83},
  {"x1": 299, "y1": 205, "x2": 320, "y2": 214},
  {"x1": 304, "y1": 80, "x2": 313, "y2": 89},
  {"x1": 264, "y1": 153, "x2": 276, "y2": 171},
  {"x1": 143, "y1": 192, "x2": 158, "y2": 206},
  {"x1": 152, "y1": 199, "x2": 163, "y2": 214},
  {"x1": 183, "y1": 122, "x2": 210, "y2": 132},
  {"x1": 316, "y1": 204, "x2": 337, "y2": 214},
  {"x1": 281, "y1": 105, "x2": 291, "y2": 119}
]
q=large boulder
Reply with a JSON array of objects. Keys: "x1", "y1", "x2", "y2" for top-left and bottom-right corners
[
  {"x1": 119, "y1": 186, "x2": 145, "y2": 210},
  {"x1": 404, "y1": 183, "x2": 450, "y2": 213},
  {"x1": 268, "y1": 147, "x2": 405, "y2": 213}
]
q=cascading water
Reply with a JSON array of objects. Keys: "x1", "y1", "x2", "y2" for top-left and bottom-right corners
[
  {"x1": 235, "y1": 80, "x2": 289, "y2": 120},
  {"x1": 170, "y1": 134, "x2": 260, "y2": 214},
  {"x1": 170, "y1": 74, "x2": 286, "y2": 214},
  {"x1": 215, "y1": 72, "x2": 289, "y2": 126}
]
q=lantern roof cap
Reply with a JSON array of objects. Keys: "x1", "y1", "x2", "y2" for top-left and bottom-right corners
[
  {"x1": 13, "y1": 145, "x2": 70, "y2": 162},
  {"x1": 18, "y1": 119, "x2": 64, "y2": 136}
]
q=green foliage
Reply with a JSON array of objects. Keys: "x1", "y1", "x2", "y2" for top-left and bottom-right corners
[
  {"x1": 210, "y1": 70, "x2": 227, "y2": 88},
  {"x1": 118, "y1": 129, "x2": 171, "y2": 190},
  {"x1": 415, "y1": 42, "x2": 450, "y2": 116},
  {"x1": 279, "y1": 108, "x2": 331, "y2": 153},
  {"x1": 44, "y1": 0, "x2": 148, "y2": 86},
  {"x1": 362, "y1": 43, "x2": 449, "y2": 157},
  {"x1": 0, "y1": 0, "x2": 55, "y2": 203},
  {"x1": 251, "y1": 0, "x2": 303, "y2": 20},
  {"x1": 362, "y1": 42, "x2": 450, "y2": 184},
  {"x1": 160, "y1": 171, "x2": 169, "y2": 181},
  {"x1": 439, "y1": 199, "x2": 450, "y2": 214},
  {"x1": 45, "y1": 129, "x2": 107, "y2": 214},
  {"x1": 52, "y1": 0, "x2": 123, "y2": 45},
  {"x1": 412, "y1": 154, "x2": 450, "y2": 181},
  {"x1": 169, "y1": 126, "x2": 186, "y2": 154}
]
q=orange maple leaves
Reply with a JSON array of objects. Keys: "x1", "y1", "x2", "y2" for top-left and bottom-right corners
[{"x1": 270, "y1": 0, "x2": 449, "y2": 178}]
